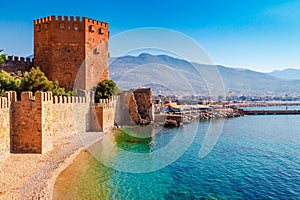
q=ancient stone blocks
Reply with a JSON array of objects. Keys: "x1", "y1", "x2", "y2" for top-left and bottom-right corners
[
  {"x1": 116, "y1": 88, "x2": 154, "y2": 126},
  {"x1": 0, "y1": 91, "x2": 116, "y2": 157},
  {"x1": 11, "y1": 91, "x2": 53, "y2": 153}
]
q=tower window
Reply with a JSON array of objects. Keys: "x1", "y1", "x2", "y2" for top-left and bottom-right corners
[
  {"x1": 94, "y1": 48, "x2": 100, "y2": 54},
  {"x1": 98, "y1": 28, "x2": 104, "y2": 35},
  {"x1": 89, "y1": 25, "x2": 95, "y2": 32}
]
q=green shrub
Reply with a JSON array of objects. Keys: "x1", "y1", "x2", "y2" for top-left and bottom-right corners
[
  {"x1": 0, "y1": 67, "x2": 75, "y2": 97},
  {"x1": 95, "y1": 79, "x2": 120, "y2": 102}
]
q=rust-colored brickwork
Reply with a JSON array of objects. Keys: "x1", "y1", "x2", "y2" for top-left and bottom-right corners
[{"x1": 34, "y1": 16, "x2": 109, "y2": 90}]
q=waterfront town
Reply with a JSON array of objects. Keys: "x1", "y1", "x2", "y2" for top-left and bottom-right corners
[{"x1": 1, "y1": 10, "x2": 300, "y2": 199}]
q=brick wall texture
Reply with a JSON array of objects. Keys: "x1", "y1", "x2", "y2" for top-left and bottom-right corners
[{"x1": 34, "y1": 16, "x2": 109, "y2": 91}]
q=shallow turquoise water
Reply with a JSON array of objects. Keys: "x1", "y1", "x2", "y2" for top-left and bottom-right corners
[{"x1": 56, "y1": 115, "x2": 300, "y2": 199}]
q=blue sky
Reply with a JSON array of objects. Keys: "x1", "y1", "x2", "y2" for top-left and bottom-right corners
[{"x1": 0, "y1": 0, "x2": 299, "y2": 72}]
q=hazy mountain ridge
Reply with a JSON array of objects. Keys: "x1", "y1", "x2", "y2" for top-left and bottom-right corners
[
  {"x1": 268, "y1": 68, "x2": 300, "y2": 80},
  {"x1": 109, "y1": 53, "x2": 300, "y2": 95}
]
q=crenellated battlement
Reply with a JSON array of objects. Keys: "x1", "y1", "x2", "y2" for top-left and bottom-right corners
[
  {"x1": 16, "y1": 91, "x2": 91, "y2": 104},
  {"x1": 34, "y1": 15, "x2": 108, "y2": 31},
  {"x1": 34, "y1": 16, "x2": 108, "y2": 27},
  {"x1": 18, "y1": 91, "x2": 52, "y2": 103},
  {"x1": 53, "y1": 95, "x2": 89, "y2": 104},
  {"x1": 3, "y1": 91, "x2": 17, "y2": 108},
  {"x1": 34, "y1": 15, "x2": 109, "y2": 90},
  {"x1": 95, "y1": 102, "x2": 114, "y2": 109},
  {"x1": 7, "y1": 56, "x2": 33, "y2": 63},
  {"x1": 34, "y1": 16, "x2": 55, "y2": 24},
  {"x1": 0, "y1": 56, "x2": 33, "y2": 73},
  {"x1": 0, "y1": 92, "x2": 16, "y2": 109},
  {"x1": 96, "y1": 96, "x2": 119, "y2": 109},
  {"x1": 0, "y1": 97, "x2": 8, "y2": 109},
  {"x1": 83, "y1": 17, "x2": 108, "y2": 27}
]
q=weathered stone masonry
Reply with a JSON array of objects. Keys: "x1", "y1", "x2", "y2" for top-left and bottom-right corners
[
  {"x1": 0, "y1": 56, "x2": 33, "y2": 73},
  {"x1": 116, "y1": 88, "x2": 154, "y2": 126},
  {"x1": 0, "y1": 15, "x2": 113, "y2": 160},
  {"x1": 11, "y1": 91, "x2": 53, "y2": 153},
  {"x1": 0, "y1": 95, "x2": 10, "y2": 161},
  {"x1": 90, "y1": 99, "x2": 115, "y2": 133},
  {"x1": 0, "y1": 91, "x2": 116, "y2": 159},
  {"x1": 34, "y1": 16, "x2": 109, "y2": 90}
]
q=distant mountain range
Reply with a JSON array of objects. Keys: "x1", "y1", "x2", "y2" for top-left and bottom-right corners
[
  {"x1": 268, "y1": 68, "x2": 300, "y2": 80},
  {"x1": 109, "y1": 53, "x2": 300, "y2": 96}
]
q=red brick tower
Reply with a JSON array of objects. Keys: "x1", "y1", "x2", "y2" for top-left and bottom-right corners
[{"x1": 34, "y1": 16, "x2": 109, "y2": 90}]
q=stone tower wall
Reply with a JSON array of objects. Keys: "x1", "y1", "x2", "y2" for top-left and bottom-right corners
[{"x1": 34, "y1": 16, "x2": 109, "y2": 90}]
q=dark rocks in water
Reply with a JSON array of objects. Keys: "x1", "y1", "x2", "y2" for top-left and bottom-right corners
[
  {"x1": 139, "y1": 118, "x2": 151, "y2": 125},
  {"x1": 164, "y1": 119, "x2": 180, "y2": 127},
  {"x1": 197, "y1": 110, "x2": 242, "y2": 120}
]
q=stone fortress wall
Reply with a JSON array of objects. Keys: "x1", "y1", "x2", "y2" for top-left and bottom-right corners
[
  {"x1": 0, "y1": 56, "x2": 33, "y2": 73},
  {"x1": 0, "y1": 16, "x2": 154, "y2": 162},
  {"x1": 0, "y1": 95, "x2": 10, "y2": 161},
  {"x1": 0, "y1": 15, "x2": 111, "y2": 160},
  {"x1": 0, "y1": 91, "x2": 117, "y2": 161}
]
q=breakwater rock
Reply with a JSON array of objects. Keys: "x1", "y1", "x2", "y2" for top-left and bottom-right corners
[
  {"x1": 183, "y1": 110, "x2": 243, "y2": 124},
  {"x1": 157, "y1": 109, "x2": 243, "y2": 127}
]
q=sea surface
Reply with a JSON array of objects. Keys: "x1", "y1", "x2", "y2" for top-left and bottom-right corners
[
  {"x1": 54, "y1": 115, "x2": 300, "y2": 200},
  {"x1": 243, "y1": 105, "x2": 300, "y2": 111}
]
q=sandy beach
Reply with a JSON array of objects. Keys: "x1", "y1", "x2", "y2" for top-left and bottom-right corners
[{"x1": 0, "y1": 132, "x2": 105, "y2": 200}]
